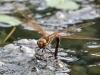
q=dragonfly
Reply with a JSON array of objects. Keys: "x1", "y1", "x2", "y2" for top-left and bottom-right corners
[{"x1": 14, "y1": 3, "x2": 100, "y2": 61}]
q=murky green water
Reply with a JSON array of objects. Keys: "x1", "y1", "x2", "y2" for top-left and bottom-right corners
[{"x1": 0, "y1": 0, "x2": 100, "y2": 75}]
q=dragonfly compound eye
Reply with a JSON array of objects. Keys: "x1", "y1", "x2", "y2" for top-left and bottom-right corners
[{"x1": 37, "y1": 39, "x2": 47, "y2": 48}]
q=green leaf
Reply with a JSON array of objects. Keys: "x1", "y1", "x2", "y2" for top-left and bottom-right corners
[
  {"x1": 45, "y1": 0, "x2": 79, "y2": 10},
  {"x1": 45, "y1": 0, "x2": 62, "y2": 7},
  {"x1": 0, "y1": 14, "x2": 21, "y2": 26}
]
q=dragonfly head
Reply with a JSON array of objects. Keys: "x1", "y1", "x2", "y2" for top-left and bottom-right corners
[{"x1": 37, "y1": 39, "x2": 47, "y2": 48}]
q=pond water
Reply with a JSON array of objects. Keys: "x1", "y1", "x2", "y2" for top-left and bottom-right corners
[{"x1": 0, "y1": 0, "x2": 100, "y2": 75}]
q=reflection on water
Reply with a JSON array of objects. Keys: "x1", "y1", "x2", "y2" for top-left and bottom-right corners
[{"x1": 0, "y1": 0, "x2": 100, "y2": 75}]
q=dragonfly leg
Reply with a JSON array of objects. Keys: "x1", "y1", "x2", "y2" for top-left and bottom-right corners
[
  {"x1": 35, "y1": 47, "x2": 40, "y2": 52},
  {"x1": 46, "y1": 47, "x2": 54, "y2": 55},
  {"x1": 55, "y1": 37, "x2": 60, "y2": 62}
]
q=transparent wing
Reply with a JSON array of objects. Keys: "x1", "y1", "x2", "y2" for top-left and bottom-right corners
[
  {"x1": 51, "y1": 22, "x2": 95, "y2": 35},
  {"x1": 59, "y1": 35, "x2": 100, "y2": 40},
  {"x1": 14, "y1": 3, "x2": 46, "y2": 35}
]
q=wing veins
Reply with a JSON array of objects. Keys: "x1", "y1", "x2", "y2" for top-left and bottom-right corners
[
  {"x1": 59, "y1": 35, "x2": 100, "y2": 40},
  {"x1": 14, "y1": 3, "x2": 46, "y2": 35},
  {"x1": 51, "y1": 22, "x2": 95, "y2": 36}
]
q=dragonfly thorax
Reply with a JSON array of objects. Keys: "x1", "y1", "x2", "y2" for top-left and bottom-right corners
[{"x1": 37, "y1": 38, "x2": 47, "y2": 48}]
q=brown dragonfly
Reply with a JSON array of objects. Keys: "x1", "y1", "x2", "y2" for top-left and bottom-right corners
[{"x1": 14, "y1": 3, "x2": 99, "y2": 61}]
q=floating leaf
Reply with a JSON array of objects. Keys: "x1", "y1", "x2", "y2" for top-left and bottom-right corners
[
  {"x1": 45, "y1": 0, "x2": 62, "y2": 7},
  {"x1": 0, "y1": 14, "x2": 21, "y2": 26},
  {"x1": 45, "y1": 0, "x2": 79, "y2": 10}
]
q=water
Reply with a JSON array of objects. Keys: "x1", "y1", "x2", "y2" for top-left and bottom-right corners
[{"x1": 0, "y1": 0, "x2": 100, "y2": 75}]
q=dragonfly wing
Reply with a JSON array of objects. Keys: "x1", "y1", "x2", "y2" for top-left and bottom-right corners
[
  {"x1": 59, "y1": 35, "x2": 100, "y2": 40},
  {"x1": 14, "y1": 3, "x2": 46, "y2": 35},
  {"x1": 52, "y1": 22, "x2": 95, "y2": 35}
]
